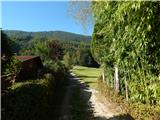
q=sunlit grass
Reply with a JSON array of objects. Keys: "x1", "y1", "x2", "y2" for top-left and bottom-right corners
[
  {"x1": 10, "y1": 79, "x2": 44, "y2": 90},
  {"x1": 71, "y1": 65, "x2": 101, "y2": 89}
]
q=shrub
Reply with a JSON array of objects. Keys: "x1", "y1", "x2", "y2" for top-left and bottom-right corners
[
  {"x1": 92, "y1": 1, "x2": 160, "y2": 103},
  {"x1": 63, "y1": 52, "x2": 73, "y2": 69},
  {"x1": 2, "y1": 79, "x2": 49, "y2": 120},
  {"x1": 2, "y1": 56, "x2": 21, "y2": 76},
  {"x1": 1, "y1": 72, "x2": 64, "y2": 120},
  {"x1": 97, "y1": 79, "x2": 160, "y2": 120}
]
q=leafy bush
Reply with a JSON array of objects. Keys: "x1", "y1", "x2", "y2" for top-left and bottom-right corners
[
  {"x1": 47, "y1": 40, "x2": 64, "y2": 61},
  {"x1": 92, "y1": 1, "x2": 160, "y2": 104},
  {"x1": 97, "y1": 78, "x2": 160, "y2": 120},
  {"x1": 2, "y1": 56, "x2": 21, "y2": 76},
  {"x1": 1, "y1": 30, "x2": 20, "y2": 76},
  {"x1": 2, "y1": 63, "x2": 68, "y2": 120},
  {"x1": 43, "y1": 60, "x2": 68, "y2": 87},
  {"x1": 72, "y1": 48, "x2": 99, "y2": 67},
  {"x1": 2, "y1": 79, "x2": 51, "y2": 120},
  {"x1": 1, "y1": 31, "x2": 14, "y2": 61},
  {"x1": 1, "y1": 57, "x2": 21, "y2": 90},
  {"x1": 63, "y1": 52, "x2": 73, "y2": 69}
]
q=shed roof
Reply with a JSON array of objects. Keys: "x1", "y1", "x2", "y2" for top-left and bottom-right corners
[{"x1": 16, "y1": 56, "x2": 38, "y2": 61}]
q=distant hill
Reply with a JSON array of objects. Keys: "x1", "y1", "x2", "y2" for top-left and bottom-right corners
[
  {"x1": 4, "y1": 30, "x2": 91, "y2": 53},
  {"x1": 4, "y1": 30, "x2": 91, "y2": 43}
]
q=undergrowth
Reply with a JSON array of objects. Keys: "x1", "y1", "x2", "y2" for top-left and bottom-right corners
[
  {"x1": 2, "y1": 62, "x2": 68, "y2": 120},
  {"x1": 97, "y1": 79, "x2": 160, "y2": 120}
]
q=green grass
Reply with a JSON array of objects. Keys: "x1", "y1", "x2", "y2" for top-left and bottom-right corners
[
  {"x1": 10, "y1": 80, "x2": 40, "y2": 90},
  {"x1": 71, "y1": 65, "x2": 101, "y2": 89},
  {"x1": 2, "y1": 78, "x2": 50, "y2": 120}
]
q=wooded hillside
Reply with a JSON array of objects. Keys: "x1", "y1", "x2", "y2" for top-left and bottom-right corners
[{"x1": 4, "y1": 30, "x2": 91, "y2": 53}]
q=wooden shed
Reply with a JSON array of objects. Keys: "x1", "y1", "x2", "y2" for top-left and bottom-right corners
[{"x1": 16, "y1": 56, "x2": 43, "y2": 80}]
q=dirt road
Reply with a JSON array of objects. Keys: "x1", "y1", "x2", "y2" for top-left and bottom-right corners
[{"x1": 59, "y1": 73, "x2": 134, "y2": 120}]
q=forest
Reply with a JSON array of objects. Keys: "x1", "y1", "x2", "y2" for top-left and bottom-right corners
[
  {"x1": 4, "y1": 30, "x2": 91, "y2": 53},
  {"x1": 1, "y1": 1, "x2": 160, "y2": 120}
]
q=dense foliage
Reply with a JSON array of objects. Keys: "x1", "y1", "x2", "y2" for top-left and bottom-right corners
[
  {"x1": 97, "y1": 79, "x2": 160, "y2": 120},
  {"x1": 63, "y1": 47, "x2": 99, "y2": 68},
  {"x1": 2, "y1": 66, "x2": 68, "y2": 120},
  {"x1": 92, "y1": 1, "x2": 160, "y2": 105},
  {"x1": 47, "y1": 40, "x2": 64, "y2": 61},
  {"x1": 1, "y1": 31, "x2": 13, "y2": 58},
  {"x1": 2, "y1": 34, "x2": 68, "y2": 119},
  {"x1": 4, "y1": 30, "x2": 91, "y2": 53},
  {"x1": 63, "y1": 52, "x2": 73, "y2": 69},
  {"x1": 3, "y1": 29, "x2": 100, "y2": 69},
  {"x1": 1, "y1": 31, "x2": 20, "y2": 76},
  {"x1": 1, "y1": 30, "x2": 69, "y2": 120},
  {"x1": 6, "y1": 32, "x2": 98, "y2": 69}
]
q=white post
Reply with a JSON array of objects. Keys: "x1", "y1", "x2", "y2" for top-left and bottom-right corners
[
  {"x1": 102, "y1": 68, "x2": 105, "y2": 83},
  {"x1": 115, "y1": 65, "x2": 119, "y2": 93},
  {"x1": 125, "y1": 77, "x2": 129, "y2": 101},
  {"x1": 101, "y1": 63, "x2": 105, "y2": 83}
]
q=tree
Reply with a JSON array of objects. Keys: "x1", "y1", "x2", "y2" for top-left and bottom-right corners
[
  {"x1": 34, "y1": 40, "x2": 48, "y2": 61},
  {"x1": 1, "y1": 30, "x2": 21, "y2": 75},
  {"x1": 1, "y1": 31, "x2": 14, "y2": 71},
  {"x1": 63, "y1": 52, "x2": 73, "y2": 69},
  {"x1": 1, "y1": 31, "x2": 13, "y2": 60},
  {"x1": 47, "y1": 40, "x2": 64, "y2": 61},
  {"x1": 75, "y1": 48, "x2": 99, "y2": 67}
]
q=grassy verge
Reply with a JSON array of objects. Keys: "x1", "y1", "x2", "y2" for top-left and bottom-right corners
[
  {"x1": 71, "y1": 66, "x2": 101, "y2": 89},
  {"x1": 97, "y1": 79, "x2": 160, "y2": 120},
  {"x1": 2, "y1": 72, "x2": 68, "y2": 120}
]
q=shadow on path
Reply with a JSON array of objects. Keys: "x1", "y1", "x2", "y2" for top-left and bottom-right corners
[
  {"x1": 60, "y1": 73, "x2": 134, "y2": 120},
  {"x1": 94, "y1": 113, "x2": 134, "y2": 120}
]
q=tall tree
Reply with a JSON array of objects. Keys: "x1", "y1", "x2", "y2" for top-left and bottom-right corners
[
  {"x1": 1, "y1": 31, "x2": 13, "y2": 59},
  {"x1": 47, "y1": 40, "x2": 64, "y2": 61},
  {"x1": 1, "y1": 30, "x2": 20, "y2": 75}
]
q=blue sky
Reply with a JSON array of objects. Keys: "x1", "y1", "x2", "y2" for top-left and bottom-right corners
[{"x1": 1, "y1": 1, "x2": 93, "y2": 35}]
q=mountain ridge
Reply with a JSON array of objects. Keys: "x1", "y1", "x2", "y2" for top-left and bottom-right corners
[
  {"x1": 3, "y1": 30, "x2": 91, "y2": 53},
  {"x1": 4, "y1": 30, "x2": 91, "y2": 40}
]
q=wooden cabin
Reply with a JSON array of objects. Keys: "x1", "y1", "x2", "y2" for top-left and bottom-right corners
[{"x1": 16, "y1": 56, "x2": 43, "y2": 80}]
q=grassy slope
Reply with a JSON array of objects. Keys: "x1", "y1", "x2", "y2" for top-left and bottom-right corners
[{"x1": 71, "y1": 66, "x2": 101, "y2": 89}]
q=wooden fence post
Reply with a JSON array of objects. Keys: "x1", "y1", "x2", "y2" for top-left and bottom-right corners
[
  {"x1": 125, "y1": 77, "x2": 129, "y2": 101},
  {"x1": 114, "y1": 65, "x2": 119, "y2": 93},
  {"x1": 102, "y1": 68, "x2": 105, "y2": 83}
]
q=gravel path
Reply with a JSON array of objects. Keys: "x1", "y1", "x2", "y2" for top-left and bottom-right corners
[
  {"x1": 59, "y1": 73, "x2": 133, "y2": 120},
  {"x1": 59, "y1": 73, "x2": 82, "y2": 120}
]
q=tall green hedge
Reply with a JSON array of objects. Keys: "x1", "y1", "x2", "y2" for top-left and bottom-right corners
[{"x1": 91, "y1": 1, "x2": 160, "y2": 104}]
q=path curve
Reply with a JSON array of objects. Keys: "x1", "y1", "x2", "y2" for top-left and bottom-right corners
[{"x1": 59, "y1": 73, "x2": 132, "y2": 120}]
